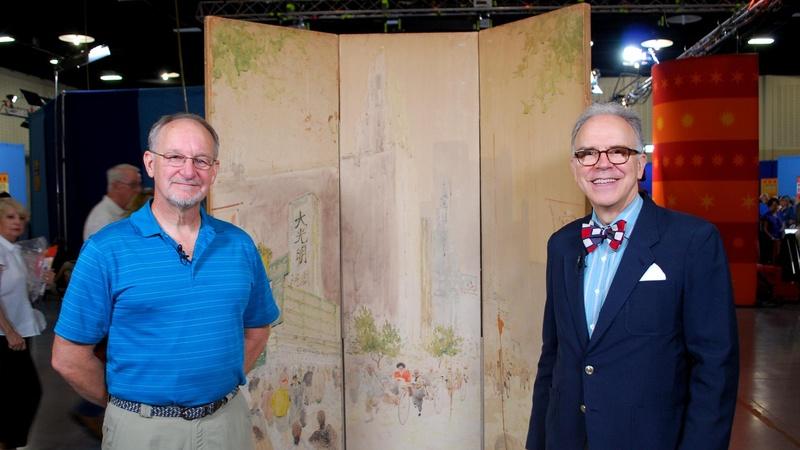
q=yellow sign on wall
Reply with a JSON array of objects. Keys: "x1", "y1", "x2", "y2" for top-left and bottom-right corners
[
  {"x1": 761, "y1": 177, "x2": 777, "y2": 197},
  {"x1": 0, "y1": 173, "x2": 8, "y2": 194}
]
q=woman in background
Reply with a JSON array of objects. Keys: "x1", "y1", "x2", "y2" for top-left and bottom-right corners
[{"x1": 0, "y1": 198, "x2": 51, "y2": 449}]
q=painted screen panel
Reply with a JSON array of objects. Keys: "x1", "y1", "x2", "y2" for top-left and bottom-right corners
[
  {"x1": 339, "y1": 33, "x2": 481, "y2": 449},
  {"x1": 206, "y1": 17, "x2": 343, "y2": 450},
  {"x1": 479, "y1": 5, "x2": 590, "y2": 449}
]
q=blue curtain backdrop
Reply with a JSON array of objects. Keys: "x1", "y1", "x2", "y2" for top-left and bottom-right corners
[
  {"x1": 0, "y1": 142, "x2": 28, "y2": 207},
  {"x1": 28, "y1": 102, "x2": 56, "y2": 241},
  {"x1": 777, "y1": 156, "x2": 800, "y2": 199},
  {"x1": 29, "y1": 87, "x2": 203, "y2": 258}
]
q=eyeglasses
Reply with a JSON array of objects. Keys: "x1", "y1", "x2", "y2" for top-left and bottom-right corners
[
  {"x1": 573, "y1": 146, "x2": 640, "y2": 166},
  {"x1": 148, "y1": 150, "x2": 217, "y2": 171}
]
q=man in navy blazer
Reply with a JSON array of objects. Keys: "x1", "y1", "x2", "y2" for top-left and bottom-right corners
[{"x1": 526, "y1": 103, "x2": 739, "y2": 450}]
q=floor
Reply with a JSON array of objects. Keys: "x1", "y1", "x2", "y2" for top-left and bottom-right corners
[{"x1": 16, "y1": 300, "x2": 800, "y2": 450}]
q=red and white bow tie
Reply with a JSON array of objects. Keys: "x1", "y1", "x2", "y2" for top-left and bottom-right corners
[{"x1": 581, "y1": 220, "x2": 626, "y2": 253}]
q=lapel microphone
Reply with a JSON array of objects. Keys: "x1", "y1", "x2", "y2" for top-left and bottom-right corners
[
  {"x1": 177, "y1": 244, "x2": 190, "y2": 264},
  {"x1": 576, "y1": 253, "x2": 586, "y2": 271}
]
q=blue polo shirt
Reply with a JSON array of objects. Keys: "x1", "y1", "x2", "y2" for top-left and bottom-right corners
[{"x1": 55, "y1": 202, "x2": 280, "y2": 406}]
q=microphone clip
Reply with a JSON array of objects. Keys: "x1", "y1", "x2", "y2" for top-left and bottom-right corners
[{"x1": 177, "y1": 244, "x2": 190, "y2": 265}]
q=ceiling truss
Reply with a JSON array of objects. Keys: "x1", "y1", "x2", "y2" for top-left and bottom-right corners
[{"x1": 197, "y1": 1, "x2": 744, "y2": 22}]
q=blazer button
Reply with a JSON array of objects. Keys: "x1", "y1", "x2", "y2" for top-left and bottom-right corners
[
  {"x1": 584, "y1": 365, "x2": 595, "y2": 375},
  {"x1": 580, "y1": 404, "x2": 587, "y2": 413}
]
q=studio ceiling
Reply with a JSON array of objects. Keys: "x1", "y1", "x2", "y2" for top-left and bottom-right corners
[{"x1": 1, "y1": 1, "x2": 798, "y2": 93}]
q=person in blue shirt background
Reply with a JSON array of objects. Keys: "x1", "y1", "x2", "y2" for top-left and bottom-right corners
[
  {"x1": 778, "y1": 195, "x2": 796, "y2": 228},
  {"x1": 51, "y1": 113, "x2": 280, "y2": 450}
]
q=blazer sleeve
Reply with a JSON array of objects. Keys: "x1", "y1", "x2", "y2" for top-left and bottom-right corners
[
  {"x1": 678, "y1": 222, "x2": 739, "y2": 450},
  {"x1": 526, "y1": 238, "x2": 558, "y2": 450}
]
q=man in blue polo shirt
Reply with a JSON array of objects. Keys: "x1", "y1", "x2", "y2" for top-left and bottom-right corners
[{"x1": 52, "y1": 113, "x2": 280, "y2": 450}]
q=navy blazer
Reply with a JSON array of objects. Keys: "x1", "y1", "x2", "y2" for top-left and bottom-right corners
[{"x1": 526, "y1": 195, "x2": 739, "y2": 450}]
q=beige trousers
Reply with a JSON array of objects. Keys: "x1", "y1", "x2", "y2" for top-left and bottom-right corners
[{"x1": 102, "y1": 392, "x2": 253, "y2": 450}]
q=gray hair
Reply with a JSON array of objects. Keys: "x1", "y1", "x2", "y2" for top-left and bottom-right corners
[
  {"x1": 107, "y1": 164, "x2": 140, "y2": 190},
  {"x1": 570, "y1": 102, "x2": 644, "y2": 152},
  {"x1": 147, "y1": 113, "x2": 220, "y2": 159}
]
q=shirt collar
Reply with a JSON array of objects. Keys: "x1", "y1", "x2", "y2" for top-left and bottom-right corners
[
  {"x1": 591, "y1": 193, "x2": 644, "y2": 238},
  {"x1": 129, "y1": 200, "x2": 222, "y2": 238},
  {"x1": 0, "y1": 234, "x2": 15, "y2": 252},
  {"x1": 101, "y1": 195, "x2": 126, "y2": 216}
]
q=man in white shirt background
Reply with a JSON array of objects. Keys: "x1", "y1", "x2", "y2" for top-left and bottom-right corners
[
  {"x1": 72, "y1": 163, "x2": 141, "y2": 437},
  {"x1": 83, "y1": 164, "x2": 142, "y2": 240}
]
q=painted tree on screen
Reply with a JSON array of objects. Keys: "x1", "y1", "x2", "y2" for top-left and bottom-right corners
[{"x1": 352, "y1": 306, "x2": 401, "y2": 369}]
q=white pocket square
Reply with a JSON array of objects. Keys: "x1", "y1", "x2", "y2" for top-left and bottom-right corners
[{"x1": 639, "y1": 263, "x2": 667, "y2": 281}]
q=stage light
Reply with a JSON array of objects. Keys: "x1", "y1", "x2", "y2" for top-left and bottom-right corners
[
  {"x1": 49, "y1": 58, "x2": 59, "y2": 65},
  {"x1": 0, "y1": 34, "x2": 14, "y2": 43},
  {"x1": 87, "y1": 44, "x2": 110, "y2": 63},
  {"x1": 644, "y1": 145, "x2": 655, "y2": 154},
  {"x1": 6, "y1": 94, "x2": 17, "y2": 104},
  {"x1": 621, "y1": 46, "x2": 646, "y2": 67},
  {"x1": 477, "y1": 15, "x2": 492, "y2": 30}
]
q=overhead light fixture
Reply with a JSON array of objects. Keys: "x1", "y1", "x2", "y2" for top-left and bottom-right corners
[
  {"x1": 644, "y1": 144, "x2": 655, "y2": 154},
  {"x1": 59, "y1": 33, "x2": 95, "y2": 46},
  {"x1": 6, "y1": 94, "x2": 17, "y2": 104},
  {"x1": 49, "y1": 58, "x2": 59, "y2": 65},
  {"x1": 0, "y1": 34, "x2": 14, "y2": 43},
  {"x1": 100, "y1": 73, "x2": 123, "y2": 82},
  {"x1": 173, "y1": 27, "x2": 202, "y2": 33},
  {"x1": 666, "y1": 14, "x2": 702, "y2": 25},
  {"x1": 641, "y1": 39, "x2": 673, "y2": 50},
  {"x1": 748, "y1": 36, "x2": 774, "y2": 45},
  {"x1": 160, "y1": 72, "x2": 180, "y2": 81}
]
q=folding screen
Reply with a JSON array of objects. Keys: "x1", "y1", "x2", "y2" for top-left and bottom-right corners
[
  {"x1": 479, "y1": 6, "x2": 590, "y2": 449},
  {"x1": 206, "y1": 18, "x2": 343, "y2": 450},
  {"x1": 206, "y1": 5, "x2": 588, "y2": 448},
  {"x1": 339, "y1": 33, "x2": 481, "y2": 449}
]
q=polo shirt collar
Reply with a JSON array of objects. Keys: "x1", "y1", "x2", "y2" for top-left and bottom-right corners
[{"x1": 129, "y1": 200, "x2": 223, "y2": 238}]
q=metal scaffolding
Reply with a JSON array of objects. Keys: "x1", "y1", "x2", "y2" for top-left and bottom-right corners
[
  {"x1": 197, "y1": 0, "x2": 744, "y2": 22},
  {"x1": 622, "y1": 0, "x2": 783, "y2": 106},
  {"x1": 195, "y1": 0, "x2": 785, "y2": 106}
]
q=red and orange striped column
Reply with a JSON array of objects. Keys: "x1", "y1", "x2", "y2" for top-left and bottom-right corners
[{"x1": 651, "y1": 54, "x2": 759, "y2": 306}]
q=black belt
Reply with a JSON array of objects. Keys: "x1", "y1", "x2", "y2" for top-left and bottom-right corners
[{"x1": 109, "y1": 387, "x2": 239, "y2": 421}]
